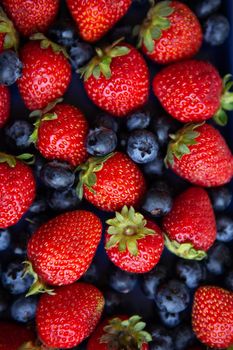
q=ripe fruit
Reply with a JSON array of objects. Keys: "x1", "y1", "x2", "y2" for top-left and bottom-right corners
[
  {"x1": 0, "y1": 153, "x2": 35, "y2": 228},
  {"x1": 163, "y1": 187, "x2": 216, "y2": 260},
  {"x1": 137, "y1": 1, "x2": 202, "y2": 64},
  {"x1": 66, "y1": 0, "x2": 132, "y2": 42},
  {"x1": 2, "y1": 0, "x2": 59, "y2": 37},
  {"x1": 18, "y1": 34, "x2": 71, "y2": 111},
  {"x1": 0, "y1": 85, "x2": 10, "y2": 128},
  {"x1": 105, "y1": 206, "x2": 164, "y2": 273},
  {"x1": 0, "y1": 322, "x2": 35, "y2": 350},
  {"x1": 87, "y1": 315, "x2": 152, "y2": 350},
  {"x1": 80, "y1": 41, "x2": 149, "y2": 117},
  {"x1": 77, "y1": 152, "x2": 146, "y2": 212},
  {"x1": 30, "y1": 101, "x2": 88, "y2": 167},
  {"x1": 26, "y1": 210, "x2": 102, "y2": 292},
  {"x1": 192, "y1": 286, "x2": 233, "y2": 348},
  {"x1": 165, "y1": 123, "x2": 233, "y2": 187},
  {"x1": 0, "y1": 7, "x2": 18, "y2": 52},
  {"x1": 153, "y1": 60, "x2": 233, "y2": 125},
  {"x1": 36, "y1": 283, "x2": 104, "y2": 348}
]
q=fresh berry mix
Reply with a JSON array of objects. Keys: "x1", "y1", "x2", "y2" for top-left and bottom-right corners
[{"x1": 0, "y1": 1, "x2": 232, "y2": 350}]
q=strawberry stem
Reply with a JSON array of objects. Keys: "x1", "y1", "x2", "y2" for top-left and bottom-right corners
[
  {"x1": 0, "y1": 152, "x2": 34, "y2": 167},
  {"x1": 164, "y1": 234, "x2": 207, "y2": 260},
  {"x1": 30, "y1": 33, "x2": 69, "y2": 59},
  {"x1": 213, "y1": 74, "x2": 233, "y2": 126}
]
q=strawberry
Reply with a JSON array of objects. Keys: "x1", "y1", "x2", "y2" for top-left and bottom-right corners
[
  {"x1": 87, "y1": 315, "x2": 152, "y2": 350},
  {"x1": 153, "y1": 60, "x2": 233, "y2": 125},
  {"x1": 192, "y1": 286, "x2": 233, "y2": 349},
  {"x1": 2, "y1": 0, "x2": 59, "y2": 37},
  {"x1": 18, "y1": 34, "x2": 71, "y2": 111},
  {"x1": 0, "y1": 7, "x2": 18, "y2": 52},
  {"x1": 165, "y1": 123, "x2": 233, "y2": 187},
  {"x1": 67, "y1": 0, "x2": 132, "y2": 42},
  {"x1": 80, "y1": 40, "x2": 149, "y2": 117},
  {"x1": 136, "y1": 1, "x2": 202, "y2": 65},
  {"x1": 0, "y1": 85, "x2": 10, "y2": 128},
  {"x1": 77, "y1": 152, "x2": 146, "y2": 212},
  {"x1": 162, "y1": 187, "x2": 216, "y2": 260},
  {"x1": 0, "y1": 152, "x2": 35, "y2": 229},
  {"x1": 0, "y1": 322, "x2": 35, "y2": 350},
  {"x1": 105, "y1": 206, "x2": 164, "y2": 273},
  {"x1": 30, "y1": 100, "x2": 88, "y2": 167},
  {"x1": 36, "y1": 283, "x2": 104, "y2": 348}
]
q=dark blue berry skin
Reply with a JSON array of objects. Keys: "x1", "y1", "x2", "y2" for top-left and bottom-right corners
[
  {"x1": 0, "y1": 229, "x2": 11, "y2": 251},
  {"x1": 126, "y1": 110, "x2": 151, "y2": 131},
  {"x1": 127, "y1": 130, "x2": 159, "y2": 164},
  {"x1": 11, "y1": 231, "x2": 30, "y2": 257},
  {"x1": 47, "y1": 188, "x2": 80, "y2": 211},
  {"x1": 40, "y1": 161, "x2": 75, "y2": 190},
  {"x1": 0, "y1": 50, "x2": 23, "y2": 86},
  {"x1": 158, "y1": 310, "x2": 181, "y2": 328},
  {"x1": 29, "y1": 195, "x2": 48, "y2": 214},
  {"x1": 26, "y1": 214, "x2": 49, "y2": 235},
  {"x1": 81, "y1": 262, "x2": 100, "y2": 285},
  {"x1": 209, "y1": 187, "x2": 232, "y2": 212},
  {"x1": 104, "y1": 290, "x2": 122, "y2": 315},
  {"x1": 206, "y1": 243, "x2": 232, "y2": 275},
  {"x1": 109, "y1": 268, "x2": 137, "y2": 294},
  {"x1": 69, "y1": 40, "x2": 94, "y2": 70},
  {"x1": 86, "y1": 127, "x2": 117, "y2": 156},
  {"x1": 225, "y1": 270, "x2": 233, "y2": 291},
  {"x1": 93, "y1": 114, "x2": 119, "y2": 133},
  {"x1": 216, "y1": 215, "x2": 233, "y2": 242},
  {"x1": 11, "y1": 296, "x2": 37, "y2": 323},
  {"x1": 142, "y1": 187, "x2": 173, "y2": 218},
  {"x1": 33, "y1": 155, "x2": 46, "y2": 180},
  {"x1": 143, "y1": 155, "x2": 165, "y2": 177},
  {"x1": 140, "y1": 265, "x2": 167, "y2": 300},
  {"x1": 152, "y1": 114, "x2": 180, "y2": 147},
  {"x1": 110, "y1": 25, "x2": 135, "y2": 44},
  {"x1": 149, "y1": 325, "x2": 174, "y2": 350},
  {"x1": 1, "y1": 261, "x2": 33, "y2": 295},
  {"x1": 155, "y1": 280, "x2": 190, "y2": 313},
  {"x1": 48, "y1": 18, "x2": 77, "y2": 48},
  {"x1": 0, "y1": 288, "x2": 10, "y2": 314},
  {"x1": 194, "y1": 0, "x2": 221, "y2": 19},
  {"x1": 204, "y1": 15, "x2": 230, "y2": 46},
  {"x1": 5, "y1": 120, "x2": 33, "y2": 150},
  {"x1": 174, "y1": 325, "x2": 195, "y2": 350},
  {"x1": 176, "y1": 260, "x2": 205, "y2": 289}
]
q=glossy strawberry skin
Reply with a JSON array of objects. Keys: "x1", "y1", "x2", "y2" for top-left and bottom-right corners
[
  {"x1": 0, "y1": 322, "x2": 35, "y2": 350},
  {"x1": 84, "y1": 44, "x2": 149, "y2": 117},
  {"x1": 0, "y1": 160, "x2": 35, "y2": 229},
  {"x1": 105, "y1": 220, "x2": 164, "y2": 273},
  {"x1": 192, "y1": 286, "x2": 233, "y2": 348},
  {"x1": 0, "y1": 85, "x2": 10, "y2": 128},
  {"x1": 36, "y1": 283, "x2": 104, "y2": 348},
  {"x1": 163, "y1": 187, "x2": 216, "y2": 251},
  {"x1": 18, "y1": 41, "x2": 71, "y2": 111},
  {"x1": 153, "y1": 60, "x2": 222, "y2": 123},
  {"x1": 84, "y1": 152, "x2": 146, "y2": 212},
  {"x1": 67, "y1": 0, "x2": 132, "y2": 42},
  {"x1": 2, "y1": 0, "x2": 59, "y2": 37},
  {"x1": 27, "y1": 210, "x2": 102, "y2": 285},
  {"x1": 38, "y1": 104, "x2": 88, "y2": 167},
  {"x1": 169, "y1": 124, "x2": 233, "y2": 187}
]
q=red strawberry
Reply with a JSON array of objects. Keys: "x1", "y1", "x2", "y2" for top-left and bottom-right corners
[
  {"x1": 77, "y1": 152, "x2": 146, "y2": 212},
  {"x1": 165, "y1": 123, "x2": 233, "y2": 187},
  {"x1": 18, "y1": 34, "x2": 71, "y2": 111},
  {"x1": 80, "y1": 41, "x2": 149, "y2": 117},
  {"x1": 153, "y1": 60, "x2": 233, "y2": 125},
  {"x1": 2, "y1": 0, "x2": 59, "y2": 37},
  {"x1": 0, "y1": 153, "x2": 35, "y2": 229},
  {"x1": 163, "y1": 187, "x2": 216, "y2": 260},
  {"x1": 105, "y1": 206, "x2": 164, "y2": 273},
  {"x1": 0, "y1": 322, "x2": 35, "y2": 350},
  {"x1": 67, "y1": 0, "x2": 132, "y2": 42},
  {"x1": 36, "y1": 283, "x2": 104, "y2": 348},
  {"x1": 0, "y1": 85, "x2": 10, "y2": 128},
  {"x1": 137, "y1": 1, "x2": 202, "y2": 64},
  {"x1": 26, "y1": 210, "x2": 102, "y2": 293},
  {"x1": 87, "y1": 315, "x2": 152, "y2": 350},
  {"x1": 192, "y1": 286, "x2": 233, "y2": 348},
  {"x1": 30, "y1": 101, "x2": 88, "y2": 167},
  {"x1": 0, "y1": 7, "x2": 18, "y2": 52}
]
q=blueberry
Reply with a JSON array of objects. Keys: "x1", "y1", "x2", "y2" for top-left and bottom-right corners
[
  {"x1": 152, "y1": 114, "x2": 179, "y2": 147},
  {"x1": 29, "y1": 195, "x2": 48, "y2": 214},
  {"x1": 0, "y1": 229, "x2": 10, "y2": 251},
  {"x1": 127, "y1": 130, "x2": 159, "y2": 164},
  {"x1": 40, "y1": 161, "x2": 75, "y2": 190},
  {"x1": 104, "y1": 290, "x2": 122, "y2": 315},
  {"x1": 140, "y1": 265, "x2": 167, "y2": 299},
  {"x1": 81, "y1": 263, "x2": 100, "y2": 285},
  {"x1": 126, "y1": 110, "x2": 151, "y2": 131},
  {"x1": 176, "y1": 260, "x2": 205, "y2": 289},
  {"x1": 175, "y1": 325, "x2": 195, "y2": 350},
  {"x1": 69, "y1": 40, "x2": 94, "y2": 70},
  {"x1": 5, "y1": 120, "x2": 33, "y2": 150},
  {"x1": 194, "y1": 0, "x2": 221, "y2": 19},
  {"x1": 0, "y1": 50, "x2": 23, "y2": 86},
  {"x1": 209, "y1": 187, "x2": 232, "y2": 212},
  {"x1": 158, "y1": 310, "x2": 181, "y2": 328},
  {"x1": 93, "y1": 114, "x2": 119, "y2": 133},
  {"x1": 86, "y1": 127, "x2": 117, "y2": 156},
  {"x1": 206, "y1": 243, "x2": 232, "y2": 275},
  {"x1": 0, "y1": 288, "x2": 9, "y2": 314},
  {"x1": 1, "y1": 261, "x2": 33, "y2": 295},
  {"x1": 143, "y1": 155, "x2": 165, "y2": 177},
  {"x1": 204, "y1": 15, "x2": 230, "y2": 46},
  {"x1": 110, "y1": 25, "x2": 134, "y2": 44},
  {"x1": 216, "y1": 215, "x2": 233, "y2": 242},
  {"x1": 11, "y1": 296, "x2": 37, "y2": 323},
  {"x1": 149, "y1": 325, "x2": 174, "y2": 350},
  {"x1": 11, "y1": 231, "x2": 30, "y2": 257},
  {"x1": 225, "y1": 270, "x2": 233, "y2": 291},
  {"x1": 33, "y1": 155, "x2": 46, "y2": 179},
  {"x1": 109, "y1": 268, "x2": 137, "y2": 294},
  {"x1": 48, "y1": 18, "x2": 77, "y2": 47},
  {"x1": 142, "y1": 187, "x2": 173, "y2": 217},
  {"x1": 155, "y1": 280, "x2": 190, "y2": 313},
  {"x1": 47, "y1": 188, "x2": 80, "y2": 211}
]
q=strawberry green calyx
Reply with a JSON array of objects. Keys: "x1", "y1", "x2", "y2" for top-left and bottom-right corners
[
  {"x1": 0, "y1": 152, "x2": 34, "y2": 167},
  {"x1": 30, "y1": 33, "x2": 69, "y2": 58},
  {"x1": 135, "y1": 0, "x2": 174, "y2": 52},
  {"x1": 18, "y1": 341, "x2": 58, "y2": 350},
  {"x1": 79, "y1": 38, "x2": 130, "y2": 81},
  {"x1": 213, "y1": 74, "x2": 233, "y2": 126},
  {"x1": 0, "y1": 7, "x2": 19, "y2": 51},
  {"x1": 100, "y1": 315, "x2": 152, "y2": 350},
  {"x1": 227, "y1": 346, "x2": 233, "y2": 350},
  {"x1": 164, "y1": 234, "x2": 207, "y2": 261},
  {"x1": 105, "y1": 206, "x2": 155, "y2": 256}
]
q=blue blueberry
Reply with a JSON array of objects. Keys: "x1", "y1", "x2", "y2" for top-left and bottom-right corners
[
  {"x1": 69, "y1": 40, "x2": 94, "y2": 70},
  {"x1": 104, "y1": 290, "x2": 122, "y2": 315},
  {"x1": 155, "y1": 280, "x2": 190, "y2": 313},
  {"x1": 140, "y1": 265, "x2": 167, "y2": 299},
  {"x1": 204, "y1": 15, "x2": 230, "y2": 46},
  {"x1": 206, "y1": 243, "x2": 232, "y2": 275},
  {"x1": 143, "y1": 155, "x2": 165, "y2": 177},
  {"x1": 152, "y1": 114, "x2": 179, "y2": 147},
  {"x1": 0, "y1": 229, "x2": 10, "y2": 251},
  {"x1": 126, "y1": 110, "x2": 151, "y2": 131},
  {"x1": 158, "y1": 310, "x2": 181, "y2": 328},
  {"x1": 142, "y1": 187, "x2": 173, "y2": 217},
  {"x1": 209, "y1": 187, "x2": 232, "y2": 212},
  {"x1": 176, "y1": 260, "x2": 205, "y2": 289},
  {"x1": 86, "y1": 127, "x2": 117, "y2": 156},
  {"x1": 5, "y1": 120, "x2": 33, "y2": 150},
  {"x1": 1, "y1": 261, "x2": 33, "y2": 295},
  {"x1": 40, "y1": 161, "x2": 75, "y2": 190},
  {"x1": 216, "y1": 215, "x2": 233, "y2": 242},
  {"x1": 109, "y1": 268, "x2": 137, "y2": 294},
  {"x1": 29, "y1": 195, "x2": 48, "y2": 214},
  {"x1": 150, "y1": 325, "x2": 174, "y2": 350},
  {"x1": 174, "y1": 325, "x2": 195, "y2": 350},
  {"x1": 48, "y1": 18, "x2": 77, "y2": 47},
  {"x1": 194, "y1": 0, "x2": 221, "y2": 19},
  {"x1": 0, "y1": 50, "x2": 23, "y2": 86},
  {"x1": 47, "y1": 188, "x2": 80, "y2": 211},
  {"x1": 127, "y1": 130, "x2": 159, "y2": 164},
  {"x1": 81, "y1": 262, "x2": 100, "y2": 285},
  {"x1": 33, "y1": 155, "x2": 46, "y2": 179},
  {"x1": 225, "y1": 270, "x2": 233, "y2": 291},
  {"x1": 93, "y1": 114, "x2": 119, "y2": 133},
  {"x1": 11, "y1": 296, "x2": 37, "y2": 323}
]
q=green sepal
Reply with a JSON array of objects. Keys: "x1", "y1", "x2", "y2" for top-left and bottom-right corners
[
  {"x1": 16, "y1": 153, "x2": 35, "y2": 165},
  {"x1": 18, "y1": 341, "x2": 58, "y2": 350},
  {"x1": 213, "y1": 108, "x2": 228, "y2": 126},
  {"x1": 0, "y1": 152, "x2": 17, "y2": 167},
  {"x1": 0, "y1": 7, "x2": 19, "y2": 51},
  {"x1": 164, "y1": 234, "x2": 207, "y2": 261},
  {"x1": 213, "y1": 74, "x2": 233, "y2": 126},
  {"x1": 227, "y1": 345, "x2": 233, "y2": 350},
  {"x1": 30, "y1": 33, "x2": 69, "y2": 59}
]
